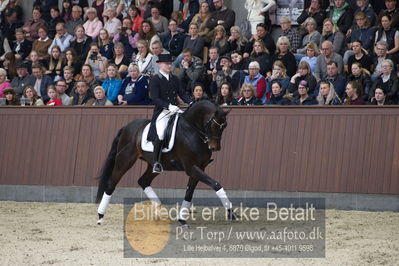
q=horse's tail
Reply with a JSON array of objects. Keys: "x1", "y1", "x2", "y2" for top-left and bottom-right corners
[{"x1": 96, "y1": 127, "x2": 124, "y2": 203}]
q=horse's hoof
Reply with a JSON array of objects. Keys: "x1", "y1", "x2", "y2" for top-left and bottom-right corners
[
  {"x1": 178, "y1": 219, "x2": 189, "y2": 228},
  {"x1": 227, "y1": 209, "x2": 236, "y2": 222},
  {"x1": 97, "y1": 213, "x2": 104, "y2": 225}
]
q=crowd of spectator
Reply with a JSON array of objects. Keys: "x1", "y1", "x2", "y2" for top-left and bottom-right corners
[{"x1": 0, "y1": 0, "x2": 398, "y2": 107}]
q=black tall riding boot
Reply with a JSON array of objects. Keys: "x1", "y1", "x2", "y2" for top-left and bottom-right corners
[{"x1": 152, "y1": 138, "x2": 164, "y2": 173}]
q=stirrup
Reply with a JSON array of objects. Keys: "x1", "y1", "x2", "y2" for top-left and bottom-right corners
[{"x1": 152, "y1": 162, "x2": 163, "y2": 173}]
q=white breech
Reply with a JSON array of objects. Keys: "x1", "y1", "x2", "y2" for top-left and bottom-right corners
[{"x1": 155, "y1": 110, "x2": 175, "y2": 140}]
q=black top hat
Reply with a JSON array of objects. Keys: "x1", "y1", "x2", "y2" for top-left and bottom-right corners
[{"x1": 156, "y1": 54, "x2": 173, "y2": 63}]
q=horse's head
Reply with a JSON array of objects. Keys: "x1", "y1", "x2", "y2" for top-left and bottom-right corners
[
  {"x1": 183, "y1": 100, "x2": 231, "y2": 151},
  {"x1": 204, "y1": 108, "x2": 230, "y2": 151}
]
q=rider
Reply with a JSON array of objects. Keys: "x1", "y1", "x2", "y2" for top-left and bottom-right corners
[{"x1": 147, "y1": 54, "x2": 191, "y2": 173}]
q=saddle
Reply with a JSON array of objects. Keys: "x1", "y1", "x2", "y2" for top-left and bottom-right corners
[{"x1": 141, "y1": 113, "x2": 179, "y2": 153}]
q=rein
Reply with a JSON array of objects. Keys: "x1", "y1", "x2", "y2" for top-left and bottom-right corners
[
  {"x1": 180, "y1": 114, "x2": 226, "y2": 145},
  {"x1": 180, "y1": 114, "x2": 209, "y2": 143}
]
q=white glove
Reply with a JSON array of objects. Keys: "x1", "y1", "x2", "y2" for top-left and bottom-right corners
[{"x1": 168, "y1": 104, "x2": 180, "y2": 113}]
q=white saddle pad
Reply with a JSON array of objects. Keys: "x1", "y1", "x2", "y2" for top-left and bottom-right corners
[{"x1": 141, "y1": 110, "x2": 180, "y2": 153}]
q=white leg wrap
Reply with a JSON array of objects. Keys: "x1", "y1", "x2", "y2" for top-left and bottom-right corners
[
  {"x1": 178, "y1": 200, "x2": 191, "y2": 221},
  {"x1": 216, "y1": 188, "x2": 232, "y2": 209},
  {"x1": 98, "y1": 193, "x2": 112, "y2": 215},
  {"x1": 143, "y1": 186, "x2": 161, "y2": 204}
]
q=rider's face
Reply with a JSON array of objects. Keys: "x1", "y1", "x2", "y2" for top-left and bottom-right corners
[{"x1": 159, "y1": 62, "x2": 172, "y2": 73}]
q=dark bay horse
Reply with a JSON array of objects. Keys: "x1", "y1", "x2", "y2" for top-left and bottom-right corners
[{"x1": 96, "y1": 100, "x2": 235, "y2": 226}]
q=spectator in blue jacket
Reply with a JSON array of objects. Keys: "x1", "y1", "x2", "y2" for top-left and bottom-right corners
[
  {"x1": 265, "y1": 60, "x2": 290, "y2": 102},
  {"x1": 102, "y1": 64, "x2": 122, "y2": 104},
  {"x1": 352, "y1": 0, "x2": 376, "y2": 27},
  {"x1": 117, "y1": 63, "x2": 150, "y2": 105},
  {"x1": 98, "y1": 28, "x2": 114, "y2": 60},
  {"x1": 349, "y1": 13, "x2": 375, "y2": 53}
]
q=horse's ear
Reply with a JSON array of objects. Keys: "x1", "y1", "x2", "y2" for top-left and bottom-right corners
[{"x1": 224, "y1": 109, "x2": 232, "y2": 116}]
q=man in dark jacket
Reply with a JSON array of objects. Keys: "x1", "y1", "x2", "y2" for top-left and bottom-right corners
[
  {"x1": 148, "y1": 54, "x2": 191, "y2": 173},
  {"x1": 205, "y1": 0, "x2": 235, "y2": 34},
  {"x1": 0, "y1": 8, "x2": 23, "y2": 54},
  {"x1": 315, "y1": 60, "x2": 347, "y2": 98},
  {"x1": 12, "y1": 29, "x2": 32, "y2": 60},
  {"x1": 31, "y1": 63, "x2": 54, "y2": 103},
  {"x1": 70, "y1": 80, "x2": 95, "y2": 105},
  {"x1": 177, "y1": 48, "x2": 205, "y2": 92},
  {"x1": 10, "y1": 61, "x2": 35, "y2": 97}
]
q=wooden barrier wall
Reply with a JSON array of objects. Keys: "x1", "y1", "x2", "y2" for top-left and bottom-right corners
[{"x1": 0, "y1": 106, "x2": 398, "y2": 195}]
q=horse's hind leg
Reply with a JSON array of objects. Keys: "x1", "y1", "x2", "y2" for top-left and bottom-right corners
[
  {"x1": 137, "y1": 164, "x2": 161, "y2": 204},
  {"x1": 97, "y1": 143, "x2": 138, "y2": 224},
  {"x1": 185, "y1": 165, "x2": 236, "y2": 221},
  {"x1": 178, "y1": 177, "x2": 199, "y2": 227}
]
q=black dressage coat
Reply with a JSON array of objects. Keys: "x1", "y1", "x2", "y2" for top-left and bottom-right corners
[{"x1": 147, "y1": 72, "x2": 191, "y2": 142}]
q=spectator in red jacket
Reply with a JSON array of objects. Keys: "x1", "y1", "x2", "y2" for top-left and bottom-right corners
[
  {"x1": 244, "y1": 61, "x2": 266, "y2": 100},
  {"x1": 46, "y1": 85, "x2": 63, "y2": 106}
]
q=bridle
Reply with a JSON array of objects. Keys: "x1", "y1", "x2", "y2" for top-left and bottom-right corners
[
  {"x1": 182, "y1": 114, "x2": 226, "y2": 146},
  {"x1": 203, "y1": 116, "x2": 226, "y2": 141}
]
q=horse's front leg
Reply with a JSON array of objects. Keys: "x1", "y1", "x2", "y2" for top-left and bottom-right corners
[
  {"x1": 185, "y1": 165, "x2": 236, "y2": 221},
  {"x1": 178, "y1": 176, "x2": 199, "y2": 227},
  {"x1": 138, "y1": 164, "x2": 162, "y2": 205}
]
